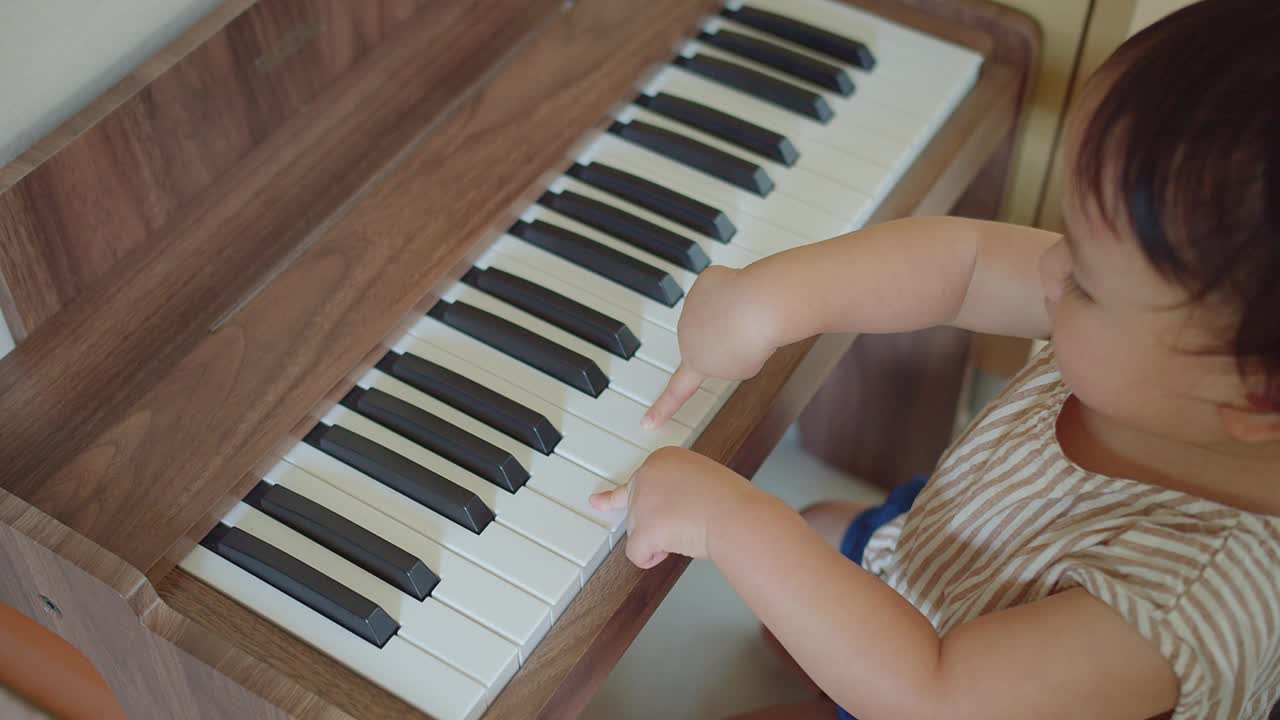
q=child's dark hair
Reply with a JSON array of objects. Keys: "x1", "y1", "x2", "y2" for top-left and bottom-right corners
[{"x1": 1073, "y1": 0, "x2": 1280, "y2": 408}]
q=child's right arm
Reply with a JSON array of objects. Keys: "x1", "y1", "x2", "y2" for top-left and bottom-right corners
[{"x1": 645, "y1": 216, "x2": 1060, "y2": 427}]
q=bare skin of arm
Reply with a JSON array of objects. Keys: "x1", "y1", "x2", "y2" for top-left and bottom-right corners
[{"x1": 644, "y1": 215, "x2": 1060, "y2": 427}]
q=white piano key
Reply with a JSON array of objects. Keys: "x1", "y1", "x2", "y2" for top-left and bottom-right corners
[
  {"x1": 561, "y1": 161, "x2": 824, "y2": 258},
  {"x1": 616, "y1": 104, "x2": 867, "y2": 222},
  {"x1": 618, "y1": 102, "x2": 894, "y2": 210},
  {"x1": 647, "y1": 66, "x2": 904, "y2": 170},
  {"x1": 440, "y1": 282, "x2": 721, "y2": 423},
  {"x1": 284, "y1": 442, "x2": 581, "y2": 615},
  {"x1": 723, "y1": 0, "x2": 983, "y2": 115},
  {"x1": 180, "y1": 545, "x2": 488, "y2": 720},
  {"x1": 392, "y1": 335, "x2": 651, "y2": 483},
  {"x1": 220, "y1": 502, "x2": 520, "y2": 694},
  {"x1": 522, "y1": 203, "x2": 701, "y2": 292},
  {"x1": 475, "y1": 250, "x2": 732, "y2": 396},
  {"x1": 477, "y1": 252, "x2": 681, "y2": 373},
  {"x1": 678, "y1": 40, "x2": 936, "y2": 155},
  {"x1": 579, "y1": 133, "x2": 853, "y2": 243},
  {"x1": 402, "y1": 319, "x2": 695, "y2": 453},
  {"x1": 261, "y1": 461, "x2": 553, "y2": 659},
  {"x1": 547, "y1": 176, "x2": 766, "y2": 270},
  {"x1": 323, "y1": 406, "x2": 610, "y2": 579},
  {"x1": 487, "y1": 234, "x2": 684, "y2": 332},
  {"x1": 358, "y1": 369, "x2": 627, "y2": 545},
  {"x1": 705, "y1": 14, "x2": 975, "y2": 117}
]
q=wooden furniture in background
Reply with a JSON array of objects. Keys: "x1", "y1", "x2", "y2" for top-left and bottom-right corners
[{"x1": 0, "y1": 1, "x2": 1038, "y2": 717}]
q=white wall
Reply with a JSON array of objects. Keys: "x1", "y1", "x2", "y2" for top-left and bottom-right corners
[
  {"x1": 0, "y1": 0, "x2": 218, "y2": 165},
  {"x1": 0, "y1": 312, "x2": 12, "y2": 357},
  {"x1": 0, "y1": 0, "x2": 216, "y2": 357}
]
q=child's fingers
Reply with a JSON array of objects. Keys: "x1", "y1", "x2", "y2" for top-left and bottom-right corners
[
  {"x1": 642, "y1": 364, "x2": 704, "y2": 429},
  {"x1": 589, "y1": 483, "x2": 630, "y2": 512},
  {"x1": 624, "y1": 534, "x2": 668, "y2": 569}
]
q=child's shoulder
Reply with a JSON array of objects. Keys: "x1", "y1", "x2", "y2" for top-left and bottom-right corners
[{"x1": 1062, "y1": 508, "x2": 1280, "y2": 717}]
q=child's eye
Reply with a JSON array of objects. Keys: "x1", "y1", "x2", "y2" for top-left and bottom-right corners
[{"x1": 1066, "y1": 274, "x2": 1094, "y2": 302}]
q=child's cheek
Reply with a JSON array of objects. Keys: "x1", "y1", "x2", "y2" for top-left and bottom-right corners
[{"x1": 1049, "y1": 309, "x2": 1105, "y2": 404}]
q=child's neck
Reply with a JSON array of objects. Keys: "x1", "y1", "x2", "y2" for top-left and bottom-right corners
[{"x1": 1057, "y1": 396, "x2": 1280, "y2": 516}]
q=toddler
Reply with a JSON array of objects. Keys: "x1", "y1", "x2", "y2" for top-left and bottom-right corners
[{"x1": 591, "y1": 1, "x2": 1280, "y2": 718}]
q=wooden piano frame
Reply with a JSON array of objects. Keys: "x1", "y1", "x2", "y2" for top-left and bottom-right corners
[{"x1": 0, "y1": 1, "x2": 1038, "y2": 717}]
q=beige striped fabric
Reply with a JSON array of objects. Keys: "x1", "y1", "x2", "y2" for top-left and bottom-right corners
[{"x1": 861, "y1": 346, "x2": 1280, "y2": 719}]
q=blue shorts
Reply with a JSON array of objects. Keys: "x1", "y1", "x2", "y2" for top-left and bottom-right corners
[{"x1": 834, "y1": 474, "x2": 927, "y2": 720}]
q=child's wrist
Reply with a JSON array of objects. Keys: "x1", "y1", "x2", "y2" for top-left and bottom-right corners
[
  {"x1": 734, "y1": 263, "x2": 794, "y2": 352},
  {"x1": 706, "y1": 479, "x2": 784, "y2": 566}
]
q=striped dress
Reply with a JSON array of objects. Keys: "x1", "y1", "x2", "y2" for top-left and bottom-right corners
[{"x1": 861, "y1": 346, "x2": 1280, "y2": 719}]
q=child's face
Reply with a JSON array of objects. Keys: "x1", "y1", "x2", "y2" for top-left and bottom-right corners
[
  {"x1": 1042, "y1": 80, "x2": 1262, "y2": 446},
  {"x1": 1038, "y1": 195, "x2": 1246, "y2": 445}
]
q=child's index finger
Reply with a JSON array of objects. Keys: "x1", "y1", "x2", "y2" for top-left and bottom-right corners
[
  {"x1": 589, "y1": 484, "x2": 630, "y2": 512},
  {"x1": 642, "y1": 364, "x2": 704, "y2": 429}
]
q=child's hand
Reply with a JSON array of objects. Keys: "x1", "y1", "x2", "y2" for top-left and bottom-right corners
[
  {"x1": 588, "y1": 446, "x2": 754, "y2": 569},
  {"x1": 643, "y1": 265, "x2": 779, "y2": 428}
]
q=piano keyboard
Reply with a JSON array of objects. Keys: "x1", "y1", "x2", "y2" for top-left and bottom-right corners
[{"x1": 179, "y1": 1, "x2": 982, "y2": 717}]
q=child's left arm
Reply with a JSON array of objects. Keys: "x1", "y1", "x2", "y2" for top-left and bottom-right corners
[{"x1": 592, "y1": 447, "x2": 1180, "y2": 720}]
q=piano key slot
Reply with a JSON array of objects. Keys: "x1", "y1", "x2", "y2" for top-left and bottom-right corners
[
  {"x1": 510, "y1": 220, "x2": 684, "y2": 307},
  {"x1": 699, "y1": 28, "x2": 854, "y2": 96},
  {"x1": 199, "y1": 522, "x2": 400, "y2": 648},
  {"x1": 567, "y1": 162, "x2": 736, "y2": 242},
  {"x1": 427, "y1": 299, "x2": 611, "y2": 396},
  {"x1": 303, "y1": 423, "x2": 496, "y2": 534},
  {"x1": 608, "y1": 119, "x2": 775, "y2": 196},
  {"x1": 243, "y1": 480, "x2": 441, "y2": 601},
  {"x1": 636, "y1": 92, "x2": 799, "y2": 166},
  {"x1": 342, "y1": 386, "x2": 531, "y2": 494},
  {"x1": 462, "y1": 265, "x2": 642, "y2": 359},
  {"x1": 722, "y1": 4, "x2": 877, "y2": 70},
  {"x1": 673, "y1": 53, "x2": 833, "y2": 123}
]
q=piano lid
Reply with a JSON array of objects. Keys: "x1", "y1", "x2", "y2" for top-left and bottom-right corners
[{"x1": 0, "y1": 0, "x2": 570, "y2": 575}]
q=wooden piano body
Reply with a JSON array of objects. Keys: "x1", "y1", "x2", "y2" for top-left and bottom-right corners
[{"x1": 0, "y1": 1, "x2": 1038, "y2": 717}]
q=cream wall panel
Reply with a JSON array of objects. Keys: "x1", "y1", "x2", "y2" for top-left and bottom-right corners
[
  {"x1": 994, "y1": 0, "x2": 1092, "y2": 225},
  {"x1": 1130, "y1": 0, "x2": 1199, "y2": 34},
  {"x1": 1037, "y1": 0, "x2": 1198, "y2": 233}
]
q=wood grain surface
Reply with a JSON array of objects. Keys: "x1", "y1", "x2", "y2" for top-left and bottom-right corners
[
  {"x1": 0, "y1": 0, "x2": 563, "y2": 577},
  {"x1": 0, "y1": 1, "x2": 454, "y2": 340},
  {"x1": 0, "y1": 488, "x2": 304, "y2": 719},
  {"x1": 0, "y1": 0, "x2": 1036, "y2": 717}
]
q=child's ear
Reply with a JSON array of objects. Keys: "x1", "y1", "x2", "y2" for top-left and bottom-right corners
[{"x1": 1218, "y1": 404, "x2": 1280, "y2": 444}]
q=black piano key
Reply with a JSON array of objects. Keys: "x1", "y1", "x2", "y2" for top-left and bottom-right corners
[
  {"x1": 637, "y1": 93, "x2": 798, "y2": 167},
  {"x1": 462, "y1": 265, "x2": 642, "y2": 359},
  {"x1": 608, "y1": 119, "x2": 775, "y2": 197},
  {"x1": 539, "y1": 190, "x2": 709, "y2": 273},
  {"x1": 304, "y1": 423, "x2": 495, "y2": 534},
  {"x1": 200, "y1": 522, "x2": 400, "y2": 648},
  {"x1": 674, "y1": 54, "x2": 833, "y2": 123},
  {"x1": 244, "y1": 481, "x2": 440, "y2": 601},
  {"x1": 567, "y1": 162, "x2": 736, "y2": 242},
  {"x1": 722, "y1": 5, "x2": 877, "y2": 71},
  {"x1": 342, "y1": 386, "x2": 530, "y2": 494},
  {"x1": 428, "y1": 299, "x2": 610, "y2": 397},
  {"x1": 376, "y1": 352, "x2": 562, "y2": 455},
  {"x1": 511, "y1": 219, "x2": 684, "y2": 308},
  {"x1": 699, "y1": 29, "x2": 854, "y2": 96}
]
